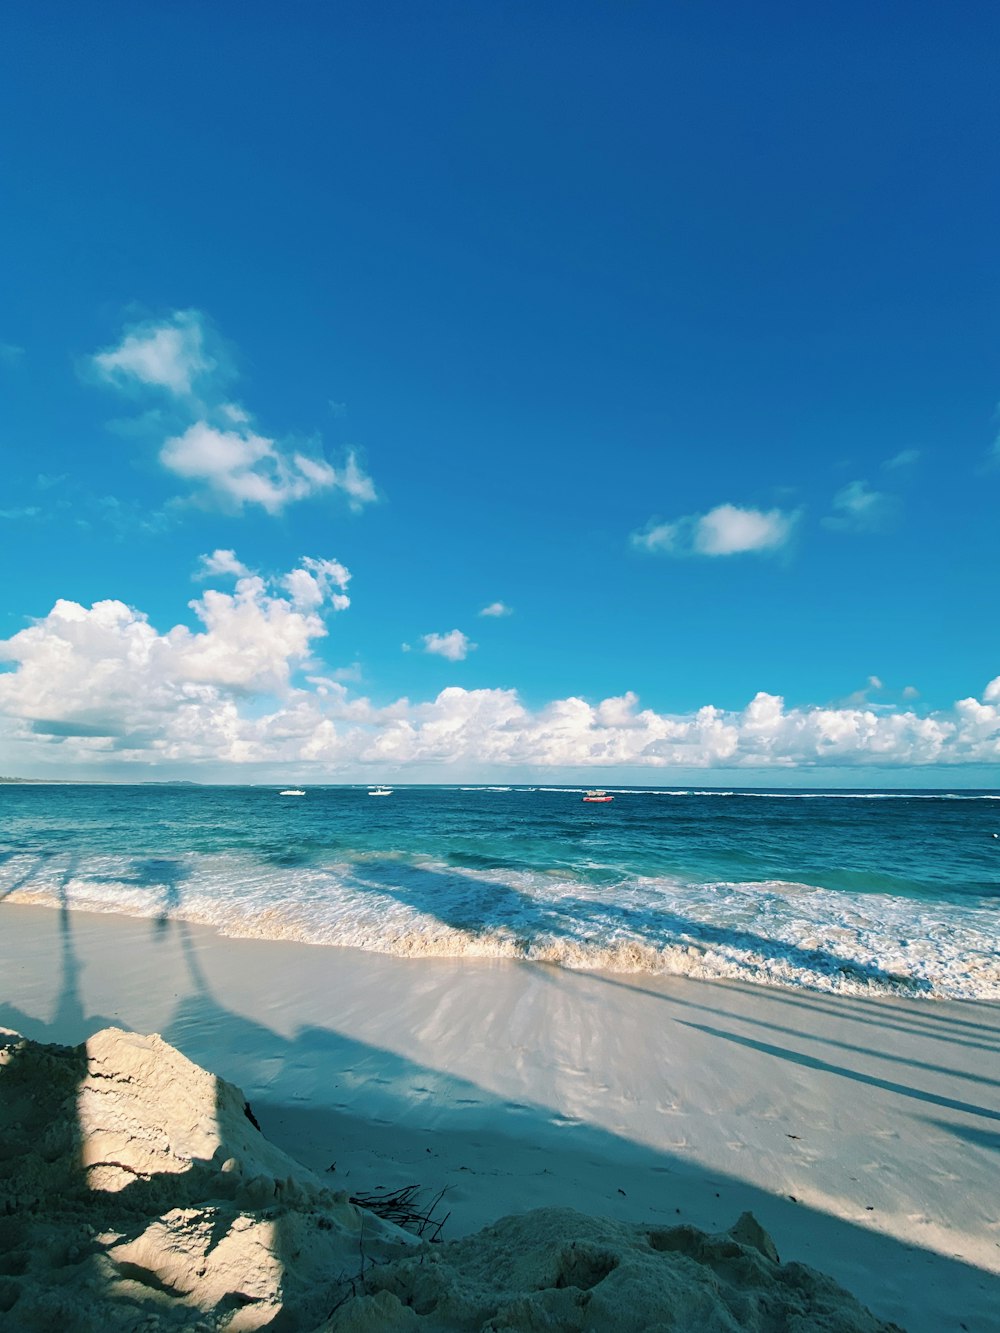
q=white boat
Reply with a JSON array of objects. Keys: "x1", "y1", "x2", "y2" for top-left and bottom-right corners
[
  {"x1": 582, "y1": 789, "x2": 614, "y2": 803},
  {"x1": 279, "y1": 789, "x2": 306, "y2": 796},
  {"x1": 368, "y1": 786, "x2": 393, "y2": 797}
]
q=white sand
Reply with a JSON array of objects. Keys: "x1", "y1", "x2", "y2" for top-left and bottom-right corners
[
  {"x1": 2, "y1": 902, "x2": 998, "y2": 1331},
  {"x1": 2, "y1": 1026, "x2": 900, "y2": 1331}
]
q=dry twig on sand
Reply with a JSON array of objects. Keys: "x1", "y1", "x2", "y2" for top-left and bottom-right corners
[{"x1": 350, "y1": 1183, "x2": 450, "y2": 1241}]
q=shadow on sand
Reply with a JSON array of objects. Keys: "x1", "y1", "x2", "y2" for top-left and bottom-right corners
[{"x1": 2, "y1": 854, "x2": 999, "y2": 1329}]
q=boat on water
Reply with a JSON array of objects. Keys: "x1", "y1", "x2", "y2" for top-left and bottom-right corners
[
  {"x1": 582, "y1": 789, "x2": 614, "y2": 803},
  {"x1": 368, "y1": 786, "x2": 393, "y2": 797},
  {"x1": 279, "y1": 789, "x2": 306, "y2": 796}
]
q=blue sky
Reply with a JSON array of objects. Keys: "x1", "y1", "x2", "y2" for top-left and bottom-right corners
[{"x1": 1, "y1": 2, "x2": 998, "y2": 783}]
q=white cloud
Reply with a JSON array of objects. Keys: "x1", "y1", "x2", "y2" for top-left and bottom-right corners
[
  {"x1": 93, "y1": 311, "x2": 213, "y2": 396},
  {"x1": 338, "y1": 452, "x2": 378, "y2": 510},
  {"x1": 0, "y1": 582, "x2": 997, "y2": 772},
  {"x1": 310, "y1": 662, "x2": 363, "y2": 686},
  {"x1": 282, "y1": 557, "x2": 351, "y2": 612},
  {"x1": 91, "y1": 312, "x2": 377, "y2": 515},
  {"x1": 344, "y1": 684, "x2": 1000, "y2": 771},
  {"x1": 161, "y1": 423, "x2": 279, "y2": 508},
  {"x1": 632, "y1": 504, "x2": 797, "y2": 557},
  {"x1": 694, "y1": 504, "x2": 795, "y2": 555},
  {"x1": 823, "y1": 480, "x2": 896, "y2": 533},
  {"x1": 630, "y1": 521, "x2": 678, "y2": 554},
  {"x1": 0, "y1": 557, "x2": 352, "y2": 760},
  {"x1": 292, "y1": 452, "x2": 337, "y2": 489},
  {"x1": 902, "y1": 685, "x2": 919, "y2": 700},
  {"x1": 479, "y1": 601, "x2": 512, "y2": 618},
  {"x1": 883, "y1": 449, "x2": 921, "y2": 471},
  {"x1": 840, "y1": 675, "x2": 890, "y2": 709},
  {"x1": 160, "y1": 422, "x2": 365, "y2": 515},
  {"x1": 422, "y1": 630, "x2": 476, "y2": 661},
  {"x1": 195, "y1": 549, "x2": 251, "y2": 580}
]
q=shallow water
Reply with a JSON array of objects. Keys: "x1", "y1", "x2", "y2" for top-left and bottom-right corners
[{"x1": 2, "y1": 783, "x2": 998, "y2": 999}]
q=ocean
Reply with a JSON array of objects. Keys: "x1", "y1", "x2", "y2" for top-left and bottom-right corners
[{"x1": 1, "y1": 783, "x2": 998, "y2": 1000}]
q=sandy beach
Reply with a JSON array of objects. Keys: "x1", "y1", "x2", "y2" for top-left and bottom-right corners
[{"x1": 2, "y1": 901, "x2": 998, "y2": 1330}]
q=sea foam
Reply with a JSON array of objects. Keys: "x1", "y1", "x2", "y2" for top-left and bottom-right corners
[{"x1": 3, "y1": 849, "x2": 997, "y2": 1001}]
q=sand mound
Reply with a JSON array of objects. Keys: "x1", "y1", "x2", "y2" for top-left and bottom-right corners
[
  {"x1": 1, "y1": 1027, "x2": 903, "y2": 1332},
  {"x1": 0, "y1": 1027, "x2": 413, "y2": 1331},
  {"x1": 326, "y1": 1207, "x2": 903, "y2": 1331}
]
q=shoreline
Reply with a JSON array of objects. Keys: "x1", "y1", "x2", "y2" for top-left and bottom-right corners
[{"x1": 2, "y1": 900, "x2": 998, "y2": 1331}]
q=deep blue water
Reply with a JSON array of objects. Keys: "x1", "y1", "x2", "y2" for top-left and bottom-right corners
[{"x1": 2, "y1": 784, "x2": 998, "y2": 999}]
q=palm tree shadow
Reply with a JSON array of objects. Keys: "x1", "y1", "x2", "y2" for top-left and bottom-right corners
[
  {"x1": 917, "y1": 1116, "x2": 1000, "y2": 1153},
  {"x1": 3, "y1": 894, "x2": 999, "y2": 1330},
  {"x1": 0, "y1": 884, "x2": 349, "y2": 1327},
  {"x1": 672, "y1": 1017, "x2": 1000, "y2": 1123},
  {"x1": 79, "y1": 856, "x2": 191, "y2": 933},
  {"x1": 0, "y1": 850, "x2": 60, "y2": 902}
]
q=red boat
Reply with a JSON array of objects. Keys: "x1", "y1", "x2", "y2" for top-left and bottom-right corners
[{"x1": 582, "y1": 789, "x2": 614, "y2": 803}]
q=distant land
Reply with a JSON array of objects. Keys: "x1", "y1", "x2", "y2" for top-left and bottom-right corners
[{"x1": 0, "y1": 776, "x2": 200, "y2": 786}]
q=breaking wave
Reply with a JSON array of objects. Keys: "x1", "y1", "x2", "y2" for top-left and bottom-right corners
[{"x1": 3, "y1": 849, "x2": 997, "y2": 1002}]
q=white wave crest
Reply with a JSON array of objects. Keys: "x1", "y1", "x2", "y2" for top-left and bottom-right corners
[{"x1": 3, "y1": 849, "x2": 998, "y2": 1002}]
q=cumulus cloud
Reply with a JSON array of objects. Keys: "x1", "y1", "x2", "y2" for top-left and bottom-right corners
[
  {"x1": 0, "y1": 557, "x2": 352, "y2": 760},
  {"x1": 93, "y1": 310, "x2": 214, "y2": 396},
  {"x1": 823, "y1": 480, "x2": 896, "y2": 533},
  {"x1": 422, "y1": 630, "x2": 476, "y2": 661},
  {"x1": 479, "y1": 602, "x2": 512, "y2": 618},
  {"x1": 0, "y1": 584, "x2": 997, "y2": 772},
  {"x1": 282, "y1": 557, "x2": 351, "y2": 612},
  {"x1": 632, "y1": 504, "x2": 797, "y2": 557},
  {"x1": 0, "y1": 570, "x2": 996, "y2": 772},
  {"x1": 195, "y1": 549, "x2": 251, "y2": 580},
  {"x1": 91, "y1": 311, "x2": 377, "y2": 515},
  {"x1": 297, "y1": 681, "x2": 1000, "y2": 770},
  {"x1": 694, "y1": 504, "x2": 796, "y2": 555}
]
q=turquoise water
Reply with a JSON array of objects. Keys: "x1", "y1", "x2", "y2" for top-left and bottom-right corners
[{"x1": 2, "y1": 784, "x2": 998, "y2": 999}]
